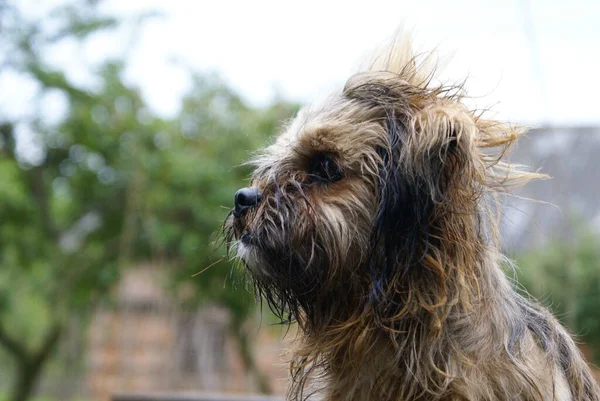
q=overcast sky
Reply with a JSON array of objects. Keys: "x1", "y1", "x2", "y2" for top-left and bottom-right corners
[{"x1": 5, "y1": 0, "x2": 600, "y2": 126}]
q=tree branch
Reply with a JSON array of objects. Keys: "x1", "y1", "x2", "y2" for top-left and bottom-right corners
[
  {"x1": 31, "y1": 323, "x2": 62, "y2": 367},
  {"x1": 0, "y1": 323, "x2": 29, "y2": 361}
]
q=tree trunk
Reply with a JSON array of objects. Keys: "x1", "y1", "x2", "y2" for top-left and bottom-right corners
[
  {"x1": 232, "y1": 323, "x2": 273, "y2": 394},
  {"x1": 9, "y1": 324, "x2": 62, "y2": 401},
  {"x1": 12, "y1": 362, "x2": 40, "y2": 401}
]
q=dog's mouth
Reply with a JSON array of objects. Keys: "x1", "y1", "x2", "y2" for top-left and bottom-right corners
[
  {"x1": 240, "y1": 231, "x2": 256, "y2": 246},
  {"x1": 230, "y1": 212, "x2": 257, "y2": 245},
  {"x1": 226, "y1": 206, "x2": 303, "y2": 276},
  {"x1": 226, "y1": 212, "x2": 262, "y2": 264},
  {"x1": 234, "y1": 230, "x2": 272, "y2": 277}
]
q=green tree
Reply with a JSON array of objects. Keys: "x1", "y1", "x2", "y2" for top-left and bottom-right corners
[
  {"x1": 0, "y1": 3, "x2": 135, "y2": 401},
  {"x1": 141, "y1": 74, "x2": 299, "y2": 393},
  {"x1": 516, "y1": 225, "x2": 600, "y2": 363},
  {"x1": 0, "y1": 2, "x2": 299, "y2": 399}
]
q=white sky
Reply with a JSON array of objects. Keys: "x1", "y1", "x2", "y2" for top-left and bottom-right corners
[{"x1": 3, "y1": 0, "x2": 600, "y2": 126}]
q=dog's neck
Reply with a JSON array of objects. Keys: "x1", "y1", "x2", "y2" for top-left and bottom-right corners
[{"x1": 290, "y1": 252, "x2": 543, "y2": 401}]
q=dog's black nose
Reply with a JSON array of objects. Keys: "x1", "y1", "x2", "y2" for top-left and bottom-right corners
[{"x1": 234, "y1": 187, "x2": 262, "y2": 217}]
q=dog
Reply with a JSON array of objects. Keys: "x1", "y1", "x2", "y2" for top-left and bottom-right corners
[{"x1": 224, "y1": 35, "x2": 599, "y2": 401}]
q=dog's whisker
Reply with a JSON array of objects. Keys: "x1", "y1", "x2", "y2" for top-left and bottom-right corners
[{"x1": 191, "y1": 258, "x2": 224, "y2": 277}]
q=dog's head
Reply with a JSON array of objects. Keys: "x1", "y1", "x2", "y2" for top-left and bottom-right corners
[{"x1": 224, "y1": 37, "x2": 539, "y2": 331}]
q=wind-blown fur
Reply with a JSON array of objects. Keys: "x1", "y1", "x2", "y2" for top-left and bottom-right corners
[{"x1": 224, "y1": 35, "x2": 599, "y2": 401}]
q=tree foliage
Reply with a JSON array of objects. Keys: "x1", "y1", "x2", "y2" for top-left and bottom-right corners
[
  {"x1": 516, "y1": 225, "x2": 600, "y2": 363},
  {"x1": 0, "y1": 1, "x2": 298, "y2": 400}
]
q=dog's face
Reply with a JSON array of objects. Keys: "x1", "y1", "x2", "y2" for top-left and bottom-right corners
[
  {"x1": 225, "y1": 94, "x2": 384, "y2": 322},
  {"x1": 225, "y1": 60, "x2": 493, "y2": 328}
]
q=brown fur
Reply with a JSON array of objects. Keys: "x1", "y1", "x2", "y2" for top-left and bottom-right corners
[{"x1": 224, "y1": 35, "x2": 599, "y2": 401}]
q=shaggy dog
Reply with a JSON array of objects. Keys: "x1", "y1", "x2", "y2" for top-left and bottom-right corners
[{"x1": 224, "y1": 35, "x2": 599, "y2": 401}]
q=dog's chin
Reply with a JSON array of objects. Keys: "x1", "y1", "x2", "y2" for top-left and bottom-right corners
[
  {"x1": 235, "y1": 238, "x2": 270, "y2": 277},
  {"x1": 236, "y1": 239, "x2": 255, "y2": 262}
]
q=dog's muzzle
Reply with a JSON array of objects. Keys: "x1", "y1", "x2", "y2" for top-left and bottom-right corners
[{"x1": 233, "y1": 187, "x2": 262, "y2": 218}]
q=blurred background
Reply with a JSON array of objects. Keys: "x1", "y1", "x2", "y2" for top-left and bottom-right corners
[{"x1": 0, "y1": 1, "x2": 598, "y2": 401}]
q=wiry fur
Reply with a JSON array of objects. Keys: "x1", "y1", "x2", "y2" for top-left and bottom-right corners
[{"x1": 224, "y1": 35, "x2": 599, "y2": 400}]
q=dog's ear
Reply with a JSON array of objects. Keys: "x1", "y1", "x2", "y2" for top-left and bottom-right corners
[
  {"x1": 369, "y1": 101, "x2": 479, "y2": 282},
  {"x1": 367, "y1": 100, "x2": 484, "y2": 322},
  {"x1": 374, "y1": 101, "x2": 477, "y2": 237},
  {"x1": 368, "y1": 105, "x2": 434, "y2": 287}
]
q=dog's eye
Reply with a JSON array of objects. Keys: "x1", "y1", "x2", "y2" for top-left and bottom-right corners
[{"x1": 307, "y1": 153, "x2": 343, "y2": 183}]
